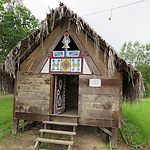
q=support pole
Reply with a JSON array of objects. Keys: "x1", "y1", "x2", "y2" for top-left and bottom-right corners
[
  {"x1": 111, "y1": 127, "x2": 118, "y2": 149},
  {"x1": 12, "y1": 117, "x2": 19, "y2": 135}
]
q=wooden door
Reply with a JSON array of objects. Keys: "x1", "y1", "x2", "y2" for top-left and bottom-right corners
[{"x1": 54, "y1": 75, "x2": 66, "y2": 114}]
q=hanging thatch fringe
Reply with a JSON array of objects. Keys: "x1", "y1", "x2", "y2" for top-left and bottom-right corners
[
  {"x1": 108, "y1": 50, "x2": 116, "y2": 76},
  {"x1": 4, "y1": 3, "x2": 144, "y2": 102}
]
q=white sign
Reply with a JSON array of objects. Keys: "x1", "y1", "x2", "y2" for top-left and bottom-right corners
[{"x1": 89, "y1": 79, "x2": 101, "y2": 87}]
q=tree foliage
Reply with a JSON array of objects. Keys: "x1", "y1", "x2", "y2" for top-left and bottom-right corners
[
  {"x1": 0, "y1": 0, "x2": 4, "y2": 11},
  {"x1": 120, "y1": 41, "x2": 150, "y2": 97},
  {"x1": 0, "y1": 0, "x2": 39, "y2": 63},
  {"x1": 120, "y1": 41, "x2": 150, "y2": 66},
  {"x1": 136, "y1": 64, "x2": 150, "y2": 97}
]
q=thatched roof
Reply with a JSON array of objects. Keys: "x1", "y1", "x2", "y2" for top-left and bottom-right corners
[
  {"x1": 4, "y1": 3, "x2": 144, "y2": 102},
  {"x1": 0, "y1": 64, "x2": 5, "y2": 74}
]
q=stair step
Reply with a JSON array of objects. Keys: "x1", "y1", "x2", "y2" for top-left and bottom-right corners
[
  {"x1": 50, "y1": 114, "x2": 79, "y2": 118},
  {"x1": 39, "y1": 129, "x2": 76, "y2": 136},
  {"x1": 35, "y1": 138, "x2": 74, "y2": 145},
  {"x1": 43, "y1": 121, "x2": 78, "y2": 126}
]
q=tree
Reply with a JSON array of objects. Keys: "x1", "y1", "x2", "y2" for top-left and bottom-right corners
[
  {"x1": 136, "y1": 63, "x2": 150, "y2": 97},
  {"x1": 120, "y1": 41, "x2": 150, "y2": 66},
  {"x1": 0, "y1": 0, "x2": 4, "y2": 11},
  {"x1": 120, "y1": 41, "x2": 150, "y2": 97},
  {"x1": 0, "y1": 0, "x2": 39, "y2": 63}
]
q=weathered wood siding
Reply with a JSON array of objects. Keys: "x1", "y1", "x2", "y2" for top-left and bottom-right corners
[
  {"x1": 14, "y1": 71, "x2": 51, "y2": 121},
  {"x1": 78, "y1": 73, "x2": 122, "y2": 127}
]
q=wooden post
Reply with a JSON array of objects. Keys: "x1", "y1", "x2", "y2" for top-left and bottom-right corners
[
  {"x1": 12, "y1": 117, "x2": 19, "y2": 135},
  {"x1": 111, "y1": 127, "x2": 118, "y2": 149},
  {"x1": 44, "y1": 122, "x2": 47, "y2": 129},
  {"x1": 68, "y1": 145, "x2": 72, "y2": 150},
  {"x1": 34, "y1": 141, "x2": 40, "y2": 150},
  {"x1": 50, "y1": 75, "x2": 54, "y2": 114}
]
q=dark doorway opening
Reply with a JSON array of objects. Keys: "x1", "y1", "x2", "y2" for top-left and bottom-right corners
[
  {"x1": 53, "y1": 75, "x2": 79, "y2": 115},
  {"x1": 65, "y1": 75, "x2": 79, "y2": 110}
]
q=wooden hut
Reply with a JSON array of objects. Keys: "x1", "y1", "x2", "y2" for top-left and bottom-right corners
[{"x1": 5, "y1": 4, "x2": 144, "y2": 149}]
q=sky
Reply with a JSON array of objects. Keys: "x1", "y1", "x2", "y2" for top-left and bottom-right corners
[{"x1": 23, "y1": 0, "x2": 150, "y2": 52}]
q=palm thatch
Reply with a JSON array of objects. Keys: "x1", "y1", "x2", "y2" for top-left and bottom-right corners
[
  {"x1": 4, "y1": 3, "x2": 144, "y2": 102},
  {"x1": 0, "y1": 64, "x2": 14, "y2": 93}
]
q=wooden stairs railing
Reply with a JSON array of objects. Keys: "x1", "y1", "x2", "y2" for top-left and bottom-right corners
[{"x1": 34, "y1": 118, "x2": 78, "y2": 150}]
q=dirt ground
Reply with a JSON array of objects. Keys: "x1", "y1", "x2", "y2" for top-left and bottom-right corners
[
  {"x1": 0, "y1": 94, "x2": 13, "y2": 98},
  {"x1": 0, "y1": 95, "x2": 129, "y2": 149},
  {"x1": 0, "y1": 124, "x2": 130, "y2": 150}
]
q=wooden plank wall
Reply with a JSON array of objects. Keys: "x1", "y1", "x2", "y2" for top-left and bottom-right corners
[
  {"x1": 15, "y1": 71, "x2": 51, "y2": 117},
  {"x1": 78, "y1": 73, "x2": 122, "y2": 127}
]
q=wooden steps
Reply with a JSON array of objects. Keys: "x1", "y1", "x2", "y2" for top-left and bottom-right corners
[
  {"x1": 39, "y1": 129, "x2": 76, "y2": 136},
  {"x1": 43, "y1": 121, "x2": 78, "y2": 132},
  {"x1": 49, "y1": 114, "x2": 78, "y2": 124},
  {"x1": 35, "y1": 138, "x2": 74, "y2": 145},
  {"x1": 43, "y1": 121, "x2": 78, "y2": 126},
  {"x1": 50, "y1": 113, "x2": 79, "y2": 118},
  {"x1": 34, "y1": 117, "x2": 78, "y2": 150}
]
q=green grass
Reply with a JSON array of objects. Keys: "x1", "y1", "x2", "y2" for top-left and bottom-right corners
[
  {"x1": 0, "y1": 96, "x2": 13, "y2": 139},
  {"x1": 0, "y1": 96, "x2": 150, "y2": 149},
  {"x1": 120, "y1": 99, "x2": 150, "y2": 149}
]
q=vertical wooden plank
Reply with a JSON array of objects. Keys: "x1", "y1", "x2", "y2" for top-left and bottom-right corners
[
  {"x1": 116, "y1": 72, "x2": 122, "y2": 128},
  {"x1": 111, "y1": 127, "x2": 118, "y2": 149},
  {"x1": 53, "y1": 75, "x2": 57, "y2": 114},
  {"x1": 50, "y1": 75, "x2": 54, "y2": 114},
  {"x1": 12, "y1": 118, "x2": 19, "y2": 135},
  {"x1": 13, "y1": 76, "x2": 17, "y2": 117}
]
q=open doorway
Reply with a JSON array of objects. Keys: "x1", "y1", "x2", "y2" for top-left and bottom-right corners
[
  {"x1": 65, "y1": 75, "x2": 79, "y2": 110},
  {"x1": 53, "y1": 75, "x2": 79, "y2": 115}
]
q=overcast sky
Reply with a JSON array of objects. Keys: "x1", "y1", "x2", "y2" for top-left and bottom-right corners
[{"x1": 23, "y1": 0, "x2": 150, "y2": 52}]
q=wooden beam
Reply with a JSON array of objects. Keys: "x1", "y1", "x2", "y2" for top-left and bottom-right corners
[
  {"x1": 78, "y1": 118, "x2": 119, "y2": 127},
  {"x1": 69, "y1": 24, "x2": 106, "y2": 75},
  {"x1": 12, "y1": 117, "x2": 19, "y2": 135},
  {"x1": 109, "y1": 136, "x2": 113, "y2": 150},
  {"x1": 39, "y1": 129, "x2": 76, "y2": 136},
  {"x1": 15, "y1": 112, "x2": 49, "y2": 121},
  {"x1": 99, "y1": 127, "x2": 112, "y2": 136},
  {"x1": 50, "y1": 75, "x2": 54, "y2": 114},
  {"x1": 119, "y1": 129, "x2": 128, "y2": 145},
  {"x1": 35, "y1": 138, "x2": 74, "y2": 145},
  {"x1": 34, "y1": 141, "x2": 40, "y2": 150},
  {"x1": 67, "y1": 27, "x2": 101, "y2": 75},
  {"x1": 53, "y1": 75, "x2": 57, "y2": 114},
  {"x1": 43, "y1": 121, "x2": 78, "y2": 126},
  {"x1": 18, "y1": 120, "x2": 31, "y2": 130},
  {"x1": 111, "y1": 127, "x2": 118, "y2": 149},
  {"x1": 33, "y1": 22, "x2": 70, "y2": 74},
  {"x1": 13, "y1": 76, "x2": 17, "y2": 117},
  {"x1": 68, "y1": 145, "x2": 71, "y2": 150},
  {"x1": 20, "y1": 25, "x2": 62, "y2": 71}
]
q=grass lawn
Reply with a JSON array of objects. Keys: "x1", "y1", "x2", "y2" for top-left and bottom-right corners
[
  {"x1": 0, "y1": 96, "x2": 150, "y2": 149},
  {"x1": 0, "y1": 96, "x2": 13, "y2": 139},
  {"x1": 121, "y1": 99, "x2": 150, "y2": 149}
]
